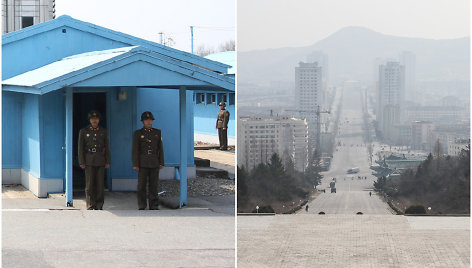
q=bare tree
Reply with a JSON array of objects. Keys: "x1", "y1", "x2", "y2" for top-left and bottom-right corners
[
  {"x1": 218, "y1": 40, "x2": 235, "y2": 52},
  {"x1": 195, "y1": 44, "x2": 215, "y2": 57}
]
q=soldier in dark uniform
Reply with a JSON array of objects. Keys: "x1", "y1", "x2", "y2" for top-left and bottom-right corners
[
  {"x1": 78, "y1": 110, "x2": 111, "y2": 210},
  {"x1": 216, "y1": 101, "x2": 230, "y2": 150},
  {"x1": 132, "y1": 111, "x2": 165, "y2": 210}
]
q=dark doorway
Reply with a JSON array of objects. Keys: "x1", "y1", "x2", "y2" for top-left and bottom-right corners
[{"x1": 73, "y1": 92, "x2": 108, "y2": 193}]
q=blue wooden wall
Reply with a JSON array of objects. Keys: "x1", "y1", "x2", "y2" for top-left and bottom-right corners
[
  {"x1": 108, "y1": 87, "x2": 137, "y2": 179},
  {"x1": 39, "y1": 90, "x2": 65, "y2": 179},
  {"x1": 193, "y1": 92, "x2": 235, "y2": 138},
  {"x1": 137, "y1": 88, "x2": 194, "y2": 166},
  {"x1": 21, "y1": 94, "x2": 41, "y2": 178},
  {"x1": 2, "y1": 92, "x2": 23, "y2": 169}
]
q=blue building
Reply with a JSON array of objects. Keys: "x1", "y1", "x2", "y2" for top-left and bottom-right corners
[
  {"x1": 193, "y1": 51, "x2": 235, "y2": 145},
  {"x1": 2, "y1": 15, "x2": 234, "y2": 207}
]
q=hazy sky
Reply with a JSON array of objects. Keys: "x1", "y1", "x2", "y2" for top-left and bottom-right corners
[
  {"x1": 238, "y1": 0, "x2": 470, "y2": 51},
  {"x1": 55, "y1": 0, "x2": 235, "y2": 53}
]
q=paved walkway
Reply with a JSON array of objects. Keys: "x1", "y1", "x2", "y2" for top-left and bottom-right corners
[
  {"x1": 3, "y1": 149, "x2": 236, "y2": 267},
  {"x1": 238, "y1": 215, "x2": 470, "y2": 267},
  {"x1": 4, "y1": 209, "x2": 235, "y2": 268}
]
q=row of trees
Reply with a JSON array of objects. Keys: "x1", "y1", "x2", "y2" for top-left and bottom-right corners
[
  {"x1": 196, "y1": 40, "x2": 235, "y2": 57},
  {"x1": 374, "y1": 145, "x2": 470, "y2": 214},
  {"x1": 237, "y1": 150, "x2": 323, "y2": 213}
]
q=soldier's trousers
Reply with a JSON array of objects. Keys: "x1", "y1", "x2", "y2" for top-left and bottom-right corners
[
  {"x1": 218, "y1": 128, "x2": 228, "y2": 150},
  {"x1": 85, "y1": 165, "x2": 105, "y2": 210},
  {"x1": 137, "y1": 167, "x2": 160, "y2": 209}
]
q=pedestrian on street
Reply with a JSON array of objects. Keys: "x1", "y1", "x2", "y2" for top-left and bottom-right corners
[
  {"x1": 78, "y1": 110, "x2": 111, "y2": 210},
  {"x1": 132, "y1": 111, "x2": 165, "y2": 210},
  {"x1": 305, "y1": 205, "x2": 309, "y2": 212},
  {"x1": 369, "y1": 191, "x2": 372, "y2": 197},
  {"x1": 216, "y1": 101, "x2": 230, "y2": 150}
]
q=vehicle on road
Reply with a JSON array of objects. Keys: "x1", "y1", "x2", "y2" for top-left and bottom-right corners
[
  {"x1": 329, "y1": 181, "x2": 335, "y2": 188},
  {"x1": 347, "y1": 167, "x2": 360, "y2": 174},
  {"x1": 331, "y1": 187, "x2": 336, "y2": 193}
]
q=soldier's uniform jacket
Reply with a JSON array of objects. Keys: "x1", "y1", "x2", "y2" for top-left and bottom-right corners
[
  {"x1": 132, "y1": 128, "x2": 165, "y2": 168},
  {"x1": 78, "y1": 125, "x2": 111, "y2": 166},
  {"x1": 216, "y1": 109, "x2": 230, "y2": 129}
]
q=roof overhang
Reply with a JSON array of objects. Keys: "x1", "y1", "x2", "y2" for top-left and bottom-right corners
[
  {"x1": 3, "y1": 15, "x2": 231, "y2": 74},
  {"x1": 2, "y1": 46, "x2": 235, "y2": 95}
]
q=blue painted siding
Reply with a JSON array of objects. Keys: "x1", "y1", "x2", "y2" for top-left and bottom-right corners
[
  {"x1": 137, "y1": 88, "x2": 194, "y2": 166},
  {"x1": 193, "y1": 91, "x2": 235, "y2": 138},
  {"x1": 109, "y1": 87, "x2": 137, "y2": 178},
  {"x1": 2, "y1": 92, "x2": 23, "y2": 168},
  {"x1": 3, "y1": 26, "x2": 129, "y2": 79},
  {"x1": 22, "y1": 94, "x2": 41, "y2": 177},
  {"x1": 72, "y1": 60, "x2": 211, "y2": 88},
  {"x1": 39, "y1": 90, "x2": 65, "y2": 179}
]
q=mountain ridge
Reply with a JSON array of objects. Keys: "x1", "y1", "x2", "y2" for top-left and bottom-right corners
[{"x1": 238, "y1": 26, "x2": 470, "y2": 87}]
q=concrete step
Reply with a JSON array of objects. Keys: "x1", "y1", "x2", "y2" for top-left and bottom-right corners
[
  {"x1": 196, "y1": 166, "x2": 229, "y2": 179},
  {"x1": 194, "y1": 157, "x2": 211, "y2": 167},
  {"x1": 194, "y1": 145, "x2": 220, "y2": 150}
]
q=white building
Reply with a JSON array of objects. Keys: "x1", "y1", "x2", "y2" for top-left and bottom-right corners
[
  {"x1": 406, "y1": 106, "x2": 467, "y2": 123},
  {"x1": 376, "y1": 61, "x2": 405, "y2": 138},
  {"x1": 399, "y1": 51, "x2": 416, "y2": 101},
  {"x1": 411, "y1": 121, "x2": 435, "y2": 151},
  {"x1": 238, "y1": 115, "x2": 308, "y2": 171},
  {"x1": 295, "y1": 62, "x2": 323, "y2": 148},
  {"x1": 306, "y1": 51, "x2": 328, "y2": 83},
  {"x1": 2, "y1": 0, "x2": 55, "y2": 34},
  {"x1": 448, "y1": 138, "x2": 470, "y2": 156}
]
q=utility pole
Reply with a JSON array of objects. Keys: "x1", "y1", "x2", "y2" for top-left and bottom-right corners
[
  {"x1": 158, "y1": 32, "x2": 163, "y2": 44},
  {"x1": 190, "y1": 26, "x2": 194, "y2": 54}
]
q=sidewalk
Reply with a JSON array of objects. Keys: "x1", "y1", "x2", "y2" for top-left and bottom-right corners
[{"x1": 2, "y1": 149, "x2": 236, "y2": 267}]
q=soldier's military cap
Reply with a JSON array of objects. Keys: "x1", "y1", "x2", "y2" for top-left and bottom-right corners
[
  {"x1": 88, "y1": 110, "x2": 101, "y2": 119},
  {"x1": 141, "y1": 111, "x2": 155, "y2": 121},
  {"x1": 219, "y1": 102, "x2": 226, "y2": 107}
]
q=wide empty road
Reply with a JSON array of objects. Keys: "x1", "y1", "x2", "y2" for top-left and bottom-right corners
[{"x1": 306, "y1": 90, "x2": 391, "y2": 215}]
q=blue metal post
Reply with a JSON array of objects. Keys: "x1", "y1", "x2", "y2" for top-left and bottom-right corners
[
  {"x1": 190, "y1": 26, "x2": 194, "y2": 54},
  {"x1": 65, "y1": 87, "x2": 73, "y2": 207},
  {"x1": 179, "y1": 86, "x2": 188, "y2": 207}
]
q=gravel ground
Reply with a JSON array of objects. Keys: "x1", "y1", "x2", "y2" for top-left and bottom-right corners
[{"x1": 160, "y1": 177, "x2": 235, "y2": 198}]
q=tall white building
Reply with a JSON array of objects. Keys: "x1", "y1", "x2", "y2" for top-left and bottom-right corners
[
  {"x1": 295, "y1": 62, "x2": 323, "y2": 148},
  {"x1": 238, "y1": 115, "x2": 308, "y2": 171},
  {"x1": 376, "y1": 61, "x2": 405, "y2": 138},
  {"x1": 306, "y1": 51, "x2": 328, "y2": 83},
  {"x1": 2, "y1": 0, "x2": 55, "y2": 34},
  {"x1": 399, "y1": 51, "x2": 416, "y2": 101}
]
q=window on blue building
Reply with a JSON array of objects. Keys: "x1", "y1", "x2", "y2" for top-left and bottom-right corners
[
  {"x1": 195, "y1": 93, "x2": 205, "y2": 104},
  {"x1": 229, "y1": 93, "x2": 235, "y2": 105},
  {"x1": 22, "y1": 17, "x2": 34, "y2": 28},
  {"x1": 217, "y1": 93, "x2": 227, "y2": 104},
  {"x1": 207, "y1": 93, "x2": 216, "y2": 104}
]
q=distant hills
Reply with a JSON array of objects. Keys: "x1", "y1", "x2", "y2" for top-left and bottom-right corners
[{"x1": 238, "y1": 26, "x2": 469, "y2": 87}]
